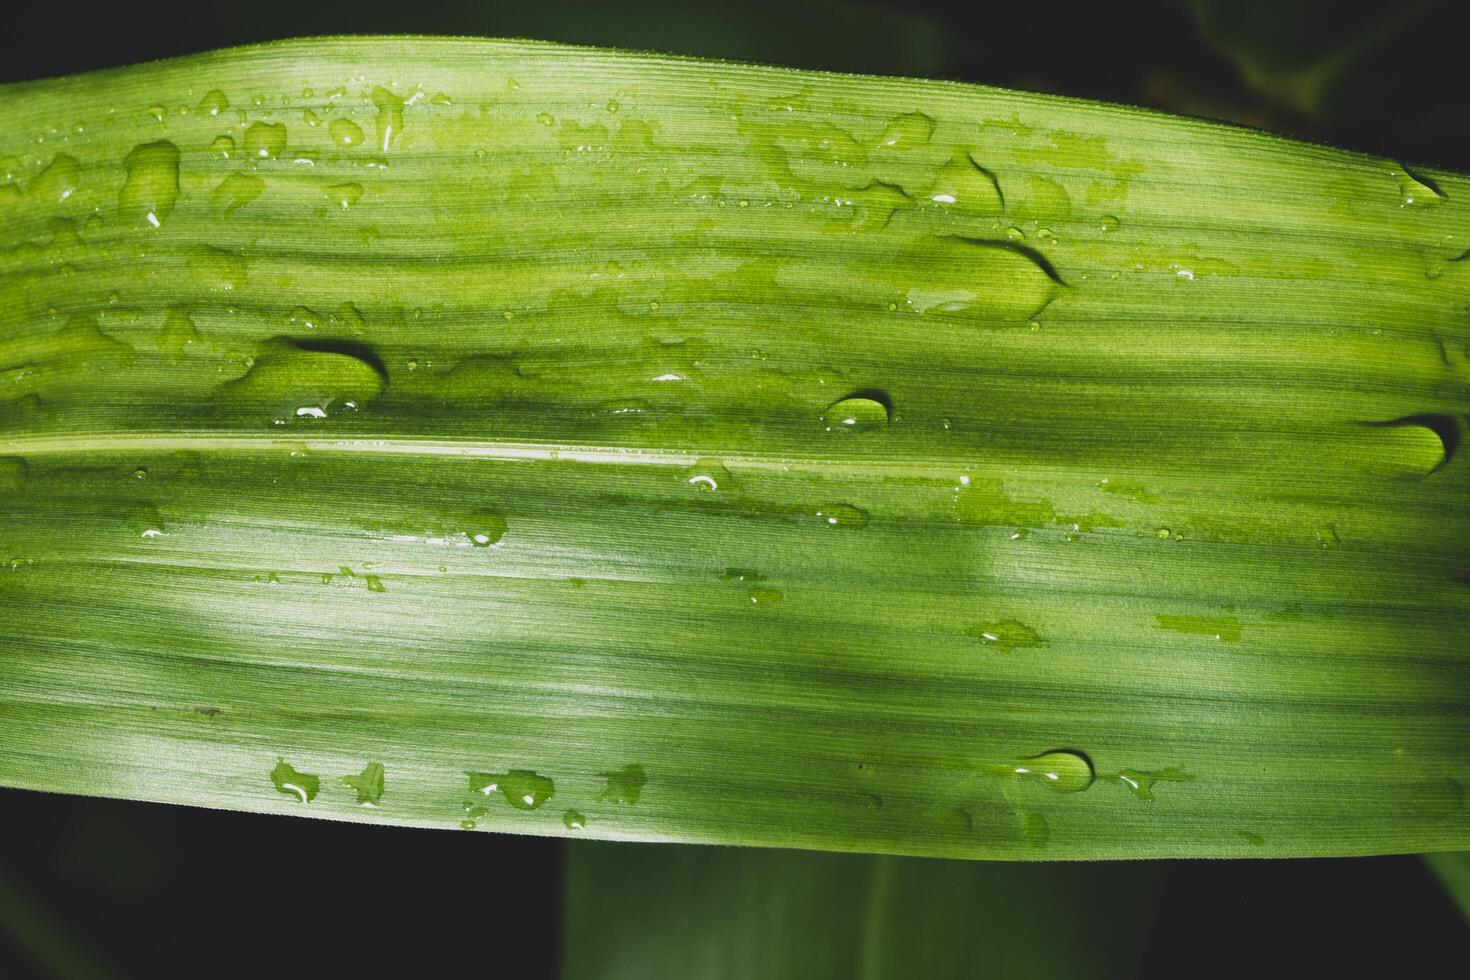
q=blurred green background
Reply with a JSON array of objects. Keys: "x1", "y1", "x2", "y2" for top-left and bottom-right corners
[{"x1": 2, "y1": 1, "x2": 1469, "y2": 976}]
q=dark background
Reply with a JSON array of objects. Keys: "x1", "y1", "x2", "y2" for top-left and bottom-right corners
[{"x1": 3, "y1": 2, "x2": 1468, "y2": 976}]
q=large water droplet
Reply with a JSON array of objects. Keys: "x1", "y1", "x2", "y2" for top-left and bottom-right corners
[
  {"x1": 270, "y1": 758, "x2": 319, "y2": 803},
  {"x1": 211, "y1": 172, "x2": 265, "y2": 215},
  {"x1": 926, "y1": 154, "x2": 1002, "y2": 211},
  {"x1": 197, "y1": 90, "x2": 229, "y2": 117},
  {"x1": 220, "y1": 338, "x2": 387, "y2": 421},
  {"x1": 1105, "y1": 766, "x2": 1194, "y2": 802},
  {"x1": 874, "y1": 111, "x2": 936, "y2": 149},
  {"x1": 1010, "y1": 750, "x2": 1094, "y2": 793},
  {"x1": 119, "y1": 140, "x2": 180, "y2": 228},
  {"x1": 1356, "y1": 414, "x2": 1458, "y2": 477},
  {"x1": 371, "y1": 87, "x2": 404, "y2": 151},
  {"x1": 1155, "y1": 614, "x2": 1242, "y2": 642},
  {"x1": 243, "y1": 122, "x2": 287, "y2": 159},
  {"x1": 815, "y1": 504, "x2": 870, "y2": 528},
  {"x1": 467, "y1": 769, "x2": 555, "y2": 810},
  {"x1": 599, "y1": 764, "x2": 646, "y2": 804},
  {"x1": 900, "y1": 237, "x2": 1061, "y2": 321},
  {"x1": 968, "y1": 619, "x2": 1041, "y2": 653},
  {"x1": 341, "y1": 761, "x2": 385, "y2": 806},
  {"x1": 822, "y1": 392, "x2": 891, "y2": 433},
  {"x1": 329, "y1": 118, "x2": 365, "y2": 149},
  {"x1": 323, "y1": 182, "x2": 363, "y2": 210},
  {"x1": 685, "y1": 458, "x2": 732, "y2": 492},
  {"x1": 29, "y1": 154, "x2": 81, "y2": 204}
]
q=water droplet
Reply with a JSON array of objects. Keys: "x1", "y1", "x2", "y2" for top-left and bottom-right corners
[
  {"x1": 1105, "y1": 766, "x2": 1194, "y2": 801},
  {"x1": 563, "y1": 809, "x2": 586, "y2": 830},
  {"x1": 188, "y1": 245, "x2": 248, "y2": 291},
  {"x1": 341, "y1": 761, "x2": 385, "y2": 806},
  {"x1": 875, "y1": 111, "x2": 935, "y2": 148},
  {"x1": 1239, "y1": 830, "x2": 1264, "y2": 847},
  {"x1": 243, "y1": 122, "x2": 287, "y2": 159},
  {"x1": 303, "y1": 108, "x2": 321, "y2": 127},
  {"x1": 270, "y1": 758, "x2": 319, "y2": 803},
  {"x1": 365, "y1": 574, "x2": 386, "y2": 593},
  {"x1": 323, "y1": 182, "x2": 363, "y2": 210},
  {"x1": 1010, "y1": 750, "x2": 1094, "y2": 793},
  {"x1": 1358, "y1": 414, "x2": 1457, "y2": 477},
  {"x1": 900, "y1": 237, "x2": 1060, "y2": 321},
  {"x1": 1098, "y1": 214, "x2": 1120, "y2": 233},
  {"x1": 467, "y1": 511, "x2": 508, "y2": 547},
  {"x1": 119, "y1": 140, "x2": 180, "y2": 228},
  {"x1": 1396, "y1": 166, "x2": 1445, "y2": 207},
  {"x1": 926, "y1": 154, "x2": 1002, "y2": 211},
  {"x1": 329, "y1": 118, "x2": 364, "y2": 148},
  {"x1": 748, "y1": 587, "x2": 784, "y2": 606},
  {"x1": 1155, "y1": 614, "x2": 1242, "y2": 642},
  {"x1": 132, "y1": 467, "x2": 148, "y2": 480},
  {"x1": 29, "y1": 154, "x2": 81, "y2": 204},
  {"x1": 209, "y1": 135, "x2": 235, "y2": 158},
  {"x1": 1019, "y1": 810, "x2": 1050, "y2": 848},
  {"x1": 467, "y1": 769, "x2": 555, "y2": 810},
  {"x1": 1409, "y1": 777, "x2": 1464, "y2": 818},
  {"x1": 1155, "y1": 527, "x2": 1172, "y2": 539},
  {"x1": 198, "y1": 90, "x2": 228, "y2": 117},
  {"x1": 822, "y1": 392, "x2": 892, "y2": 432},
  {"x1": 815, "y1": 504, "x2": 870, "y2": 528},
  {"x1": 599, "y1": 764, "x2": 646, "y2": 804},
  {"x1": 370, "y1": 87, "x2": 404, "y2": 151},
  {"x1": 0, "y1": 457, "x2": 27, "y2": 492},
  {"x1": 460, "y1": 819, "x2": 476, "y2": 830},
  {"x1": 536, "y1": 112, "x2": 555, "y2": 127},
  {"x1": 220, "y1": 338, "x2": 386, "y2": 421},
  {"x1": 210, "y1": 172, "x2": 265, "y2": 214},
  {"x1": 685, "y1": 458, "x2": 732, "y2": 492},
  {"x1": 968, "y1": 619, "x2": 1041, "y2": 653}
]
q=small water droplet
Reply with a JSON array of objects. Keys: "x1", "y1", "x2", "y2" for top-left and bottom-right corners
[
  {"x1": 1010, "y1": 750, "x2": 1094, "y2": 793},
  {"x1": 341, "y1": 761, "x2": 385, "y2": 806},
  {"x1": 822, "y1": 392, "x2": 892, "y2": 433},
  {"x1": 1239, "y1": 830, "x2": 1264, "y2": 847},
  {"x1": 303, "y1": 108, "x2": 321, "y2": 127},
  {"x1": 563, "y1": 809, "x2": 586, "y2": 830},
  {"x1": 467, "y1": 769, "x2": 555, "y2": 810},
  {"x1": 365, "y1": 574, "x2": 386, "y2": 593},
  {"x1": 460, "y1": 819, "x2": 477, "y2": 830},
  {"x1": 329, "y1": 118, "x2": 364, "y2": 148},
  {"x1": 536, "y1": 112, "x2": 555, "y2": 126},
  {"x1": 599, "y1": 764, "x2": 646, "y2": 804},
  {"x1": 270, "y1": 758, "x2": 319, "y2": 803},
  {"x1": 209, "y1": 135, "x2": 235, "y2": 158}
]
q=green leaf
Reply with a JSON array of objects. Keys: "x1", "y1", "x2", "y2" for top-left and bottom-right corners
[
  {"x1": 562, "y1": 842, "x2": 1166, "y2": 979},
  {"x1": 1426, "y1": 851, "x2": 1470, "y2": 921},
  {"x1": 0, "y1": 37, "x2": 1467, "y2": 859}
]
